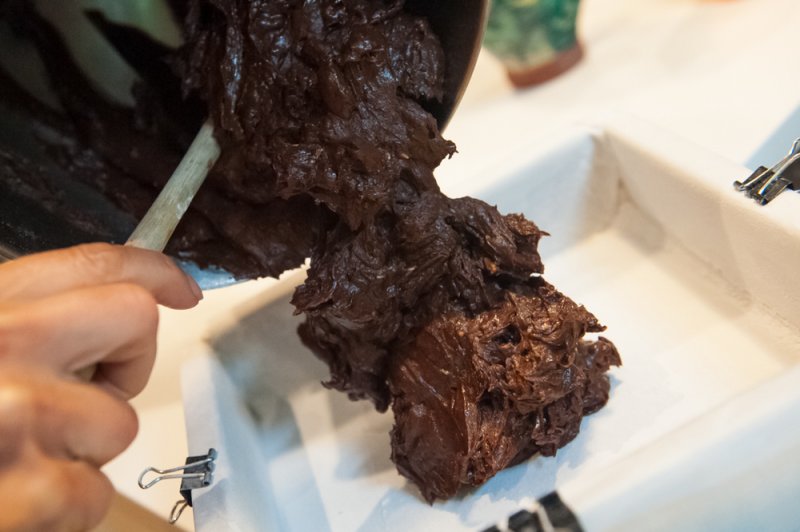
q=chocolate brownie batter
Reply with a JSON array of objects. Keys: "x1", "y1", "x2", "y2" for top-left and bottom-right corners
[{"x1": 0, "y1": 0, "x2": 620, "y2": 502}]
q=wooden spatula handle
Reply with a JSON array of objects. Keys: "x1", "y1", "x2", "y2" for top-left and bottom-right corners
[
  {"x1": 73, "y1": 121, "x2": 219, "y2": 383},
  {"x1": 126, "y1": 119, "x2": 220, "y2": 251}
]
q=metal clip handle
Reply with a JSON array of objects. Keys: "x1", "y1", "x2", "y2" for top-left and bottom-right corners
[
  {"x1": 169, "y1": 500, "x2": 191, "y2": 525},
  {"x1": 138, "y1": 448, "x2": 218, "y2": 525},
  {"x1": 138, "y1": 448, "x2": 217, "y2": 489},
  {"x1": 735, "y1": 138, "x2": 800, "y2": 204}
]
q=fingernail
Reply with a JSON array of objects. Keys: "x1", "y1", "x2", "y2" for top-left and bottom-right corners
[{"x1": 185, "y1": 273, "x2": 203, "y2": 301}]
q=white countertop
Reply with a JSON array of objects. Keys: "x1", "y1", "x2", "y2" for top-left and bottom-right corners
[{"x1": 103, "y1": 0, "x2": 800, "y2": 527}]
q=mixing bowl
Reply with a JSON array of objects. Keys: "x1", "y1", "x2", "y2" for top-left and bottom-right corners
[{"x1": 0, "y1": 0, "x2": 488, "y2": 287}]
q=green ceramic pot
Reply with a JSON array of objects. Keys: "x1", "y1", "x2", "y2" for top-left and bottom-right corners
[{"x1": 484, "y1": 0, "x2": 583, "y2": 87}]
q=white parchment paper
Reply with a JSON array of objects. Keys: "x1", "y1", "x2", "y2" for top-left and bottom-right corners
[{"x1": 184, "y1": 118, "x2": 800, "y2": 531}]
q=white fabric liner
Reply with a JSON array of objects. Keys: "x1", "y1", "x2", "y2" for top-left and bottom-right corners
[{"x1": 182, "y1": 115, "x2": 800, "y2": 531}]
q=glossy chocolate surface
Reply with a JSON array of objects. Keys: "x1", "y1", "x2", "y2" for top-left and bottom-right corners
[{"x1": 0, "y1": 0, "x2": 619, "y2": 501}]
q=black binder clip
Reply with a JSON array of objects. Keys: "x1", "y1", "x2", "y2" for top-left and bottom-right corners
[
  {"x1": 734, "y1": 138, "x2": 800, "y2": 205},
  {"x1": 482, "y1": 492, "x2": 584, "y2": 532},
  {"x1": 138, "y1": 448, "x2": 218, "y2": 524}
]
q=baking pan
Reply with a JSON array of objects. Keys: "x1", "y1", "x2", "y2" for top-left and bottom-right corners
[{"x1": 179, "y1": 115, "x2": 800, "y2": 531}]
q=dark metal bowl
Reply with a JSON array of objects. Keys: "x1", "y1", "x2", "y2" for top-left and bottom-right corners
[{"x1": 0, "y1": 0, "x2": 488, "y2": 288}]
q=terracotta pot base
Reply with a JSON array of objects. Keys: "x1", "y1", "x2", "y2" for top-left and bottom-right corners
[{"x1": 506, "y1": 41, "x2": 584, "y2": 88}]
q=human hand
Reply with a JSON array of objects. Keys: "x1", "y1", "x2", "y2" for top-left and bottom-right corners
[{"x1": 0, "y1": 243, "x2": 201, "y2": 531}]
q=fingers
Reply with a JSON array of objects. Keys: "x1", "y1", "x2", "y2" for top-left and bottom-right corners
[
  {"x1": 0, "y1": 243, "x2": 194, "y2": 531},
  {"x1": 0, "y1": 243, "x2": 202, "y2": 309},
  {"x1": 0, "y1": 283, "x2": 160, "y2": 399},
  {"x1": 53, "y1": 459, "x2": 115, "y2": 532},
  {"x1": 0, "y1": 368, "x2": 137, "y2": 468},
  {"x1": 0, "y1": 369, "x2": 125, "y2": 531},
  {"x1": 0, "y1": 451, "x2": 114, "y2": 532}
]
